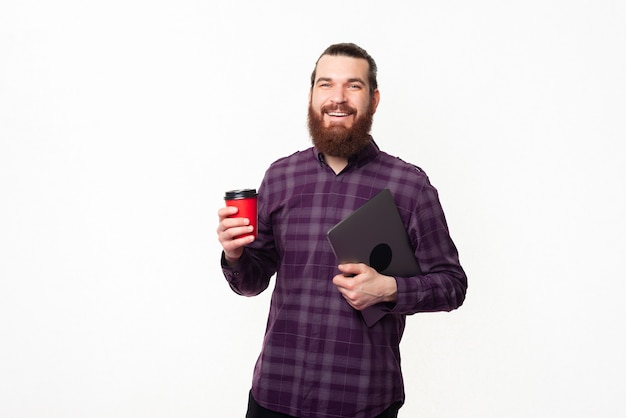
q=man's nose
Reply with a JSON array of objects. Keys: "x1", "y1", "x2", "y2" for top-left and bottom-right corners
[{"x1": 330, "y1": 87, "x2": 346, "y2": 104}]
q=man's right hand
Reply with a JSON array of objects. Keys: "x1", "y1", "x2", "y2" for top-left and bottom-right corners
[{"x1": 216, "y1": 206, "x2": 255, "y2": 266}]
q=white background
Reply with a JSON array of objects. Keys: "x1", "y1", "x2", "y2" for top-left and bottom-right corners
[{"x1": 1, "y1": 1, "x2": 625, "y2": 417}]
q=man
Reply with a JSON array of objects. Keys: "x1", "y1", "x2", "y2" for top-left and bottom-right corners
[{"x1": 217, "y1": 43, "x2": 467, "y2": 418}]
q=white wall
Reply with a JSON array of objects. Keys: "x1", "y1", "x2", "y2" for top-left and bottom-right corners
[{"x1": 1, "y1": 1, "x2": 625, "y2": 417}]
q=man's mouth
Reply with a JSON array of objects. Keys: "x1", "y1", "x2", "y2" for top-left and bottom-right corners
[{"x1": 324, "y1": 107, "x2": 355, "y2": 118}]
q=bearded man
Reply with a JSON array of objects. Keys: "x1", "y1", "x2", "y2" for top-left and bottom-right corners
[{"x1": 217, "y1": 43, "x2": 467, "y2": 418}]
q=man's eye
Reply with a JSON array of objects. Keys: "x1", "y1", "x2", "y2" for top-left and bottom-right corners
[{"x1": 348, "y1": 84, "x2": 362, "y2": 90}]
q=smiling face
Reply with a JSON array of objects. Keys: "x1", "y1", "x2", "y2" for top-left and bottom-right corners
[{"x1": 308, "y1": 54, "x2": 380, "y2": 158}]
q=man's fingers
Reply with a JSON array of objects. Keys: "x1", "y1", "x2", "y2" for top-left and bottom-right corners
[{"x1": 218, "y1": 206, "x2": 239, "y2": 218}]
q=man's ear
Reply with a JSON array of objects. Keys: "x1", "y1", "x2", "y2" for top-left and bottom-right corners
[{"x1": 371, "y1": 89, "x2": 381, "y2": 114}]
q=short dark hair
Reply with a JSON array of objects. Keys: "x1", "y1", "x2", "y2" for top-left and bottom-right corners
[{"x1": 310, "y1": 43, "x2": 378, "y2": 97}]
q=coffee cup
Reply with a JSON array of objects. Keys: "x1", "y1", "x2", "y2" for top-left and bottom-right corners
[{"x1": 224, "y1": 189, "x2": 258, "y2": 239}]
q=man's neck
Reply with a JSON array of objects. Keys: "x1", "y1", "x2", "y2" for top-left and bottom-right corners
[{"x1": 324, "y1": 154, "x2": 348, "y2": 174}]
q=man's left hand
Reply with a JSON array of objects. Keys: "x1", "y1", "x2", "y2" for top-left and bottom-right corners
[{"x1": 332, "y1": 263, "x2": 398, "y2": 311}]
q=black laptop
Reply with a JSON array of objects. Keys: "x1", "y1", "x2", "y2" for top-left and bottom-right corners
[{"x1": 327, "y1": 188, "x2": 421, "y2": 326}]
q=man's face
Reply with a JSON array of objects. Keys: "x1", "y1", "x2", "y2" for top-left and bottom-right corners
[{"x1": 308, "y1": 55, "x2": 380, "y2": 158}]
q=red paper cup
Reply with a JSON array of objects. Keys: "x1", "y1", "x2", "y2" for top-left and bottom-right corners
[{"x1": 224, "y1": 189, "x2": 258, "y2": 239}]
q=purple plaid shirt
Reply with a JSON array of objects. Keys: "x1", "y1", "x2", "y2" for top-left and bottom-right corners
[{"x1": 222, "y1": 139, "x2": 467, "y2": 418}]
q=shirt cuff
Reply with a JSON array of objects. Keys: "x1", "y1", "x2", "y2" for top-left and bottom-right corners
[
  {"x1": 386, "y1": 276, "x2": 410, "y2": 313},
  {"x1": 221, "y1": 251, "x2": 241, "y2": 282}
]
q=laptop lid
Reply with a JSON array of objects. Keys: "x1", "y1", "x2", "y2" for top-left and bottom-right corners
[{"x1": 327, "y1": 188, "x2": 420, "y2": 277}]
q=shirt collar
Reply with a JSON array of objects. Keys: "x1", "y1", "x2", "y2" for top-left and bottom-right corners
[{"x1": 315, "y1": 136, "x2": 380, "y2": 169}]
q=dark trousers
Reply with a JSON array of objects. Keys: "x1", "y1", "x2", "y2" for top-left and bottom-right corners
[{"x1": 246, "y1": 391, "x2": 401, "y2": 418}]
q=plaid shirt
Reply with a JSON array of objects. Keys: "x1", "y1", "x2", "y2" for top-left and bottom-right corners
[{"x1": 222, "y1": 139, "x2": 467, "y2": 418}]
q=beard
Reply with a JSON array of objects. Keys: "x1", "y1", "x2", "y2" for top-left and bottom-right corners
[{"x1": 308, "y1": 103, "x2": 374, "y2": 158}]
